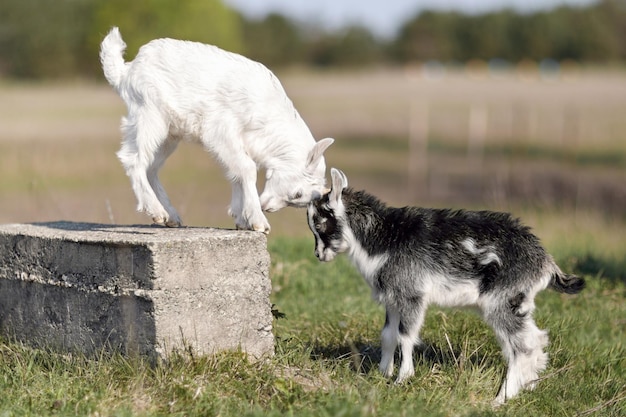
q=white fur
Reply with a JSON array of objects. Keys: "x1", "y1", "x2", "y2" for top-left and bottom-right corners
[
  {"x1": 461, "y1": 238, "x2": 502, "y2": 266},
  {"x1": 492, "y1": 318, "x2": 549, "y2": 405},
  {"x1": 345, "y1": 229, "x2": 389, "y2": 288},
  {"x1": 100, "y1": 27, "x2": 333, "y2": 232},
  {"x1": 422, "y1": 272, "x2": 481, "y2": 308}
]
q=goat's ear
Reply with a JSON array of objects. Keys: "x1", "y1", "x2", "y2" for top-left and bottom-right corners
[
  {"x1": 306, "y1": 137, "x2": 334, "y2": 172},
  {"x1": 329, "y1": 168, "x2": 348, "y2": 208}
]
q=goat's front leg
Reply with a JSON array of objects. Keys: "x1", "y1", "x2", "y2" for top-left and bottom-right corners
[
  {"x1": 379, "y1": 307, "x2": 400, "y2": 378},
  {"x1": 228, "y1": 181, "x2": 244, "y2": 226},
  {"x1": 228, "y1": 163, "x2": 270, "y2": 234},
  {"x1": 395, "y1": 301, "x2": 427, "y2": 384},
  {"x1": 208, "y1": 133, "x2": 270, "y2": 233}
]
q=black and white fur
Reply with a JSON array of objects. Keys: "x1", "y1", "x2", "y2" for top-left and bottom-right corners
[{"x1": 307, "y1": 168, "x2": 585, "y2": 404}]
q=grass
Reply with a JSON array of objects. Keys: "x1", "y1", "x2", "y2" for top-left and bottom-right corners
[{"x1": 1, "y1": 236, "x2": 624, "y2": 416}]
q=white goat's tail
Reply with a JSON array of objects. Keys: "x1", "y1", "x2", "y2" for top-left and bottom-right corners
[{"x1": 100, "y1": 27, "x2": 128, "y2": 89}]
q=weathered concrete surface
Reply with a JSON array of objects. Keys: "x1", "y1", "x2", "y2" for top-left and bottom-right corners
[{"x1": 0, "y1": 222, "x2": 273, "y2": 359}]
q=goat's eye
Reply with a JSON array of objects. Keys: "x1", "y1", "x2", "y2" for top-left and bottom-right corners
[
  {"x1": 291, "y1": 191, "x2": 303, "y2": 200},
  {"x1": 314, "y1": 218, "x2": 327, "y2": 232}
]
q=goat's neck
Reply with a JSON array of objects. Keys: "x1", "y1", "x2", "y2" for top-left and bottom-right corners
[
  {"x1": 342, "y1": 191, "x2": 390, "y2": 285},
  {"x1": 343, "y1": 190, "x2": 388, "y2": 256},
  {"x1": 250, "y1": 123, "x2": 315, "y2": 172},
  {"x1": 247, "y1": 139, "x2": 304, "y2": 172}
]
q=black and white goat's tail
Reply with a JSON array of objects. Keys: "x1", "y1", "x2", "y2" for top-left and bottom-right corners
[
  {"x1": 550, "y1": 266, "x2": 586, "y2": 294},
  {"x1": 100, "y1": 27, "x2": 128, "y2": 91}
]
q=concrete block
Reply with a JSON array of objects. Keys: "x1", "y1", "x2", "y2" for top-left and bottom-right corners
[{"x1": 0, "y1": 222, "x2": 274, "y2": 360}]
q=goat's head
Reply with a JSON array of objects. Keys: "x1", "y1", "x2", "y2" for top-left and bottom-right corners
[
  {"x1": 307, "y1": 167, "x2": 349, "y2": 262},
  {"x1": 260, "y1": 138, "x2": 334, "y2": 212}
]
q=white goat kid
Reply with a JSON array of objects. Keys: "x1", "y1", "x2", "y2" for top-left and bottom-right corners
[
  {"x1": 100, "y1": 27, "x2": 333, "y2": 232},
  {"x1": 307, "y1": 168, "x2": 585, "y2": 404}
]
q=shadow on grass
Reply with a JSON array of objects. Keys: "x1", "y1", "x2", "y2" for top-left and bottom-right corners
[
  {"x1": 565, "y1": 253, "x2": 626, "y2": 284},
  {"x1": 310, "y1": 339, "x2": 498, "y2": 376},
  {"x1": 310, "y1": 341, "x2": 380, "y2": 374}
]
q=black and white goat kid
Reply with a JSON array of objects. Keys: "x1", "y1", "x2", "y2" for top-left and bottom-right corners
[{"x1": 307, "y1": 168, "x2": 585, "y2": 404}]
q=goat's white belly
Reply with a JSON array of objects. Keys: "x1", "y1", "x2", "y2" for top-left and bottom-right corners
[{"x1": 422, "y1": 275, "x2": 481, "y2": 308}]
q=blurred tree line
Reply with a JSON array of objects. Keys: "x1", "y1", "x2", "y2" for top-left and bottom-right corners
[
  {"x1": 0, "y1": 0, "x2": 624, "y2": 79},
  {"x1": 392, "y1": 0, "x2": 626, "y2": 63}
]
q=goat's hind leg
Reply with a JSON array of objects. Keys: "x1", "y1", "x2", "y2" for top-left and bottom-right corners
[
  {"x1": 147, "y1": 137, "x2": 182, "y2": 227},
  {"x1": 118, "y1": 114, "x2": 172, "y2": 226},
  {"x1": 487, "y1": 296, "x2": 549, "y2": 405}
]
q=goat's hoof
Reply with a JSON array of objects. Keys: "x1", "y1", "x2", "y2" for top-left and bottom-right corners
[
  {"x1": 394, "y1": 371, "x2": 414, "y2": 384},
  {"x1": 235, "y1": 221, "x2": 270, "y2": 234},
  {"x1": 152, "y1": 216, "x2": 181, "y2": 227},
  {"x1": 491, "y1": 398, "x2": 505, "y2": 408},
  {"x1": 238, "y1": 224, "x2": 270, "y2": 234},
  {"x1": 253, "y1": 224, "x2": 271, "y2": 234},
  {"x1": 379, "y1": 364, "x2": 394, "y2": 378},
  {"x1": 152, "y1": 217, "x2": 166, "y2": 226}
]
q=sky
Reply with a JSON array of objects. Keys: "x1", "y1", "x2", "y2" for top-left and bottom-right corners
[{"x1": 224, "y1": 0, "x2": 598, "y2": 38}]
